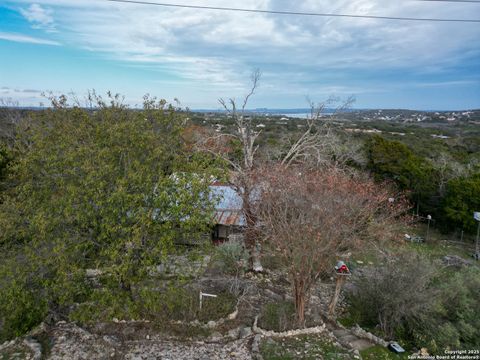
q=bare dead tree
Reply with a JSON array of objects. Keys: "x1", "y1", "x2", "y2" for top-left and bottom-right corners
[
  {"x1": 255, "y1": 164, "x2": 409, "y2": 326},
  {"x1": 216, "y1": 70, "x2": 263, "y2": 271},
  {"x1": 196, "y1": 71, "x2": 358, "y2": 272},
  {"x1": 281, "y1": 96, "x2": 356, "y2": 169},
  {"x1": 217, "y1": 70, "x2": 262, "y2": 171}
]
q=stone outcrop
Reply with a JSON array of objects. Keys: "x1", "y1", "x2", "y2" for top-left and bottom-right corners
[
  {"x1": 252, "y1": 316, "x2": 327, "y2": 337},
  {"x1": 350, "y1": 324, "x2": 389, "y2": 347}
]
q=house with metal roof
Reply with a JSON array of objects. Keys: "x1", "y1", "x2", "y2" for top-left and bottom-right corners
[{"x1": 209, "y1": 184, "x2": 245, "y2": 243}]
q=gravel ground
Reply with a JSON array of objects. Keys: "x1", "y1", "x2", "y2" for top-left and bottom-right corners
[
  {"x1": 1, "y1": 322, "x2": 253, "y2": 360},
  {"x1": 124, "y1": 339, "x2": 252, "y2": 360}
]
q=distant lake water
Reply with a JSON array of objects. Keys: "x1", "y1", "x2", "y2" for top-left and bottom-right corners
[
  {"x1": 285, "y1": 113, "x2": 310, "y2": 119},
  {"x1": 193, "y1": 109, "x2": 336, "y2": 118},
  {"x1": 282, "y1": 112, "x2": 334, "y2": 119}
]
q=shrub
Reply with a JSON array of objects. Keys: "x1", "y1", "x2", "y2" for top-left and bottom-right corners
[
  {"x1": 69, "y1": 288, "x2": 140, "y2": 324},
  {"x1": 261, "y1": 248, "x2": 285, "y2": 272},
  {"x1": 258, "y1": 301, "x2": 296, "y2": 332},
  {"x1": 141, "y1": 285, "x2": 236, "y2": 323},
  {"x1": 0, "y1": 279, "x2": 48, "y2": 342},
  {"x1": 214, "y1": 241, "x2": 248, "y2": 275},
  {"x1": 0, "y1": 94, "x2": 223, "y2": 339},
  {"x1": 0, "y1": 249, "x2": 49, "y2": 341},
  {"x1": 424, "y1": 268, "x2": 480, "y2": 353},
  {"x1": 0, "y1": 144, "x2": 10, "y2": 183},
  {"x1": 346, "y1": 253, "x2": 435, "y2": 340},
  {"x1": 71, "y1": 284, "x2": 236, "y2": 325},
  {"x1": 346, "y1": 253, "x2": 480, "y2": 353}
]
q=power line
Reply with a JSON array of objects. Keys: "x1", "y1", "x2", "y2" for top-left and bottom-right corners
[
  {"x1": 106, "y1": 0, "x2": 480, "y2": 23},
  {"x1": 417, "y1": 0, "x2": 480, "y2": 3}
]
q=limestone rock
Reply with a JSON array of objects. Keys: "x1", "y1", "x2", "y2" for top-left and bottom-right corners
[{"x1": 239, "y1": 327, "x2": 253, "y2": 338}]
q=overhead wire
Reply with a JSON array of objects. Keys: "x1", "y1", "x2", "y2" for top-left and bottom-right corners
[
  {"x1": 105, "y1": 0, "x2": 480, "y2": 23},
  {"x1": 416, "y1": 0, "x2": 480, "y2": 3}
]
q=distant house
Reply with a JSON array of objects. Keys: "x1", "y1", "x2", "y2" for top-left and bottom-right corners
[
  {"x1": 431, "y1": 134, "x2": 450, "y2": 139},
  {"x1": 209, "y1": 183, "x2": 245, "y2": 244}
]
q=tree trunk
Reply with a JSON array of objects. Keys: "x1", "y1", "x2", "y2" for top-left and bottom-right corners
[
  {"x1": 294, "y1": 279, "x2": 306, "y2": 327},
  {"x1": 328, "y1": 275, "x2": 346, "y2": 318},
  {"x1": 242, "y1": 183, "x2": 263, "y2": 272}
]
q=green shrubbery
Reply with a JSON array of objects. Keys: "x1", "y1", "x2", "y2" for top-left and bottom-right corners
[
  {"x1": 258, "y1": 301, "x2": 296, "y2": 332},
  {"x1": 0, "y1": 94, "x2": 222, "y2": 341},
  {"x1": 441, "y1": 173, "x2": 480, "y2": 233},
  {"x1": 365, "y1": 134, "x2": 480, "y2": 234},
  {"x1": 347, "y1": 253, "x2": 435, "y2": 340},
  {"x1": 0, "y1": 144, "x2": 9, "y2": 182},
  {"x1": 360, "y1": 345, "x2": 409, "y2": 360},
  {"x1": 425, "y1": 269, "x2": 480, "y2": 352},
  {"x1": 365, "y1": 135, "x2": 438, "y2": 214},
  {"x1": 345, "y1": 253, "x2": 480, "y2": 353},
  {"x1": 0, "y1": 276, "x2": 47, "y2": 341},
  {"x1": 139, "y1": 285, "x2": 236, "y2": 323},
  {"x1": 70, "y1": 285, "x2": 236, "y2": 325},
  {"x1": 214, "y1": 241, "x2": 248, "y2": 275}
]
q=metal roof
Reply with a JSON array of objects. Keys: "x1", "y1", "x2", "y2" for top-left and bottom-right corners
[
  {"x1": 210, "y1": 185, "x2": 245, "y2": 226},
  {"x1": 214, "y1": 210, "x2": 244, "y2": 226}
]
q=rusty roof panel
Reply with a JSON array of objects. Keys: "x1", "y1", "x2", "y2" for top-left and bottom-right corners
[
  {"x1": 210, "y1": 185, "x2": 255, "y2": 226},
  {"x1": 210, "y1": 185, "x2": 244, "y2": 226},
  {"x1": 214, "y1": 210, "x2": 244, "y2": 226}
]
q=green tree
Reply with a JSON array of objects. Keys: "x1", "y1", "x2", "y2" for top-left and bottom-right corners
[
  {"x1": 428, "y1": 269, "x2": 480, "y2": 351},
  {"x1": 441, "y1": 173, "x2": 480, "y2": 233},
  {"x1": 0, "y1": 94, "x2": 220, "y2": 339},
  {"x1": 0, "y1": 144, "x2": 10, "y2": 199},
  {"x1": 0, "y1": 144, "x2": 8, "y2": 181},
  {"x1": 365, "y1": 135, "x2": 437, "y2": 214}
]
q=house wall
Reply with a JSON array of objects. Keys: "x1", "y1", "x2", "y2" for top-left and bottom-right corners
[
  {"x1": 212, "y1": 225, "x2": 244, "y2": 243},
  {"x1": 218, "y1": 225, "x2": 228, "y2": 239},
  {"x1": 213, "y1": 224, "x2": 229, "y2": 240}
]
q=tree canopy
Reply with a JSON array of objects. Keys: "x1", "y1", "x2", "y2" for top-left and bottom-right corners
[
  {"x1": 255, "y1": 164, "x2": 409, "y2": 325},
  {"x1": 0, "y1": 95, "x2": 220, "y2": 340},
  {"x1": 442, "y1": 173, "x2": 480, "y2": 233},
  {"x1": 365, "y1": 135, "x2": 439, "y2": 214}
]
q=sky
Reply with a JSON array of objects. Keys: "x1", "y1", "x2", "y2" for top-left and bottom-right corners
[{"x1": 0, "y1": 0, "x2": 479, "y2": 110}]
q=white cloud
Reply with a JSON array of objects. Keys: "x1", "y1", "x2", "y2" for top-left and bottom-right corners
[
  {"x1": 0, "y1": 31, "x2": 60, "y2": 45},
  {"x1": 0, "y1": 87, "x2": 50, "y2": 107},
  {"x1": 410, "y1": 80, "x2": 479, "y2": 88},
  {"x1": 20, "y1": 3, "x2": 56, "y2": 32},
  {"x1": 5, "y1": 0, "x2": 480, "y2": 103}
]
